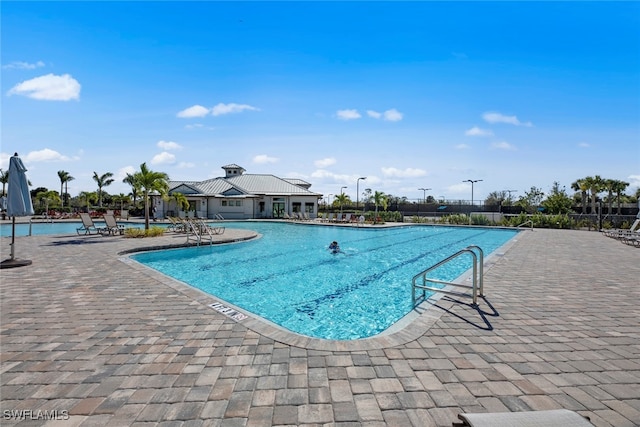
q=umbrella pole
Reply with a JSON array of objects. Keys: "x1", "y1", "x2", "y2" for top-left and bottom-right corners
[{"x1": 10, "y1": 216, "x2": 16, "y2": 260}]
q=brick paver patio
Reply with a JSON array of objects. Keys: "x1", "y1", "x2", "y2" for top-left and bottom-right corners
[{"x1": 1, "y1": 223, "x2": 639, "y2": 426}]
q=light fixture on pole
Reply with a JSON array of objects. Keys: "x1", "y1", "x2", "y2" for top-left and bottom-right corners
[
  {"x1": 357, "y1": 177, "x2": 366, "y2": 212},
  {"x1": 463, "y1": 179, "x2": 482, "y2": 206},
  {"x1": 418, "y1": 187, "x2": 431, "y2": 204},
  {"x1": 327, "y1": 194, "x2": 333, "y2": 208},
  {"x1": 340, "y1": 186, "x2": 347, "y2": 213}
]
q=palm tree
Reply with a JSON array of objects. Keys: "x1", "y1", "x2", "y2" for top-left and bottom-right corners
[
  {"x1": 583, "y1": 175, "x2": 605, "y2": 215},
  {"x1": 123, "y1": 173, "x2": 140, "y2": 208},
  {"x1": 78, "y1": 191, "x2": 98, "y2": 212},
  {"x1": 93, "y1": 171, "x2": 114, "y2": 208},
  {"x1": 611, "y1": 179, "x2": 630, "y2": 215},
  {"x1": 132, "y1": 163, "x2": 169, "y2": 230},
  {"x1": 57, "y1": 170, "x2": 74, "y2": 208},
  {"x1": 334, "y1": 193, "x2": 350, "y2": 214},
  {"x1": 571, "y1": 178, "x2": 589, "y2": 214},
  {"x1": 171, "y1": 192, "x2": 190, "y2": 216},
  {"x1": 0, "y1": 169, "x2": 8, "y2": 196},
  {"x1": 36, "y1": 190, "x2": 61, "y2": 216},
  {"x1": 373, "y1": 191, "x2": 388, "y2": 223}
]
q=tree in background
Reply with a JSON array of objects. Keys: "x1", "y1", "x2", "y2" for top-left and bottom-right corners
[
  {"x1": 36, "y1": 190, "x2": 61, "y2": 215},
  {"x1": 57, "y1": 170, "x2": 74, "y2": 208},
  {"x1": 78, "y1": 191, "x2": 98, "y2": 212},
  {"x1": 541, "y1": 182, "x2": 573, "y2": 214},
  {"x1": 171, "y1": 192, "x2": 190, "y2": 216},
  {"x1": 0, "y1": 169, "x2": 8, "y2": 196},
  {"x1": 132, "y1": 163, "x2": 169, "y2": 230},
  {"x1": 570, "y1": 178, "x2": 589, "y2": 214},
  {"x1": 516, "y1": 187, "x2": 545, "y2": 213},
  {"x1": 606, "y1": 179, "x2": 629, "y2": 215},
  {"x1": 123, "y1": 173, "x2": 141, "y2": 208},
  {"x1": 373, "y1": 191, "x2": 388, "y2": 220},
  {"x1": 584, "y1": 175, "x2": 605, "y2": 214},
  {"x1": 333, "y1": 193, "x2": 351, "y2": 213},
  {"x1": 93, "y1": 171, "x2": 114, "y2": 208}
]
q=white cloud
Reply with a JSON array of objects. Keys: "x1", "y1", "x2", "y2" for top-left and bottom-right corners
[
  {"x1": 383, "y1": 109, "x2": 403, "y2": 122},
  {"x1": 150, "y1": 152, "x2": 176, "y2": 165},
  {"x1": 177, "y1": 162, "x2": 196, "y2": 169},
  {"x1": 482, "y1": 111, "x2": 532, "y2": 127},
  {"x1": 381, "y1": 167, "x2": 426, "y2": 178},
  {"x1": 455, "y1": 143, "x2": 471, "y2": 150},
  {"x1": 177, "y1": 105, "x2": 209, "y2": 118},
  {"x1": 628, "y1": 175, "x2": 640, "y2": 188},
  {"x1": 8, "y1": 73, "x2": 80, "y2": 101},
  {"x1": 211, "y1": 103, "x2": 259, "y2": 116},
  {"x1": 314, "y1": 157, "x2": 336, "y2": 168},
  {"x1": 490, "y1": 141, "x2": 516, "y2": 150},
  {"x1": 367, "y1": 109, "x2": 403, "y2": 121},
  {"x1": 448, "y1": 182, "x2": 473, "y2": 195},
  {"x1": 25, "y1": 148, "x2": 73, "y2": 162},
  {"x1": 336, "y1": 109, "x2": 361, "y2": 120},
  {"x1": 157, "y1": 140, "x2": 182, "y2": 151},
  {"x1": 2, "y1": 60, "x2": 45, "y2": 70},
  {"x1": 465, "y1": 126, "x2": 493, "y2": 137},
  {"x1": 115, "y1": 165, "x2": 136, "y2": 182},
  {"x1": 253, "y1": 154, "x2": 278, "y2": 164}
]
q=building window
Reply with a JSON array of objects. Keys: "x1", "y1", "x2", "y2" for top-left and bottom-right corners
[
  {"x1": 292, "y1": 202, "x2": 301, "y2": 213},
  {"x1": 235, "y1": 200, "x2": 243, "y2": 206},
  {"x1": 221, "y1": 200, "x2": 227, "y2": 206},
  {"x1": 305, "y1": 203, "x2": 314, "y2": 213}
]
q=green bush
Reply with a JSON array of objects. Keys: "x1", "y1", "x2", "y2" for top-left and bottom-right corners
[{"x1": 124, "y1": 226, "x2": 165, "y2": 238}]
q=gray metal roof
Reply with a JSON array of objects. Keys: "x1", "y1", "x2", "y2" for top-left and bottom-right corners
[
  {"x1": 169, "y1": 174, "x2": 321, "y2": 197},
  {"x1": 227, "y1": 174, "x2": 321, "y2": 196}
]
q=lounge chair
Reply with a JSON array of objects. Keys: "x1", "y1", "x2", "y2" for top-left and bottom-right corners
[
  {"x1": 100, "y1": 213, "x2": 125, "y2": 236},
  {"x1": 453, "y1": 409, "x2": 594, "y2": 427},
  {"x1": 119, "y1": 209, "x2": 129, "y2": 220},
  {"x1": 167, "y1": 216, "x2": 187, "y2": 233},
  {"x1": 76, "y1": 212, "x2": 101, "y2": 235}
]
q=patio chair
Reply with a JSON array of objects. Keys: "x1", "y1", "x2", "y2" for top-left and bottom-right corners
[
  {"x1": 100, "y1": 213, "x2": 125, "y2": 236},
  {"x1": 453, "y1": 409, "x2": 594, "y2": 427},
  {"x1": 119, "y1": 209, "x2": 129, "y2": 220},
  {"x1": 76, "y1": 212, "x2": 101, "y2": 235}
]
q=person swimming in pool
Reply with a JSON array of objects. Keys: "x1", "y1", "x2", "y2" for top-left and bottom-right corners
[{"x1": 328, "y1": 241, "x2": 340, "y2": 254}]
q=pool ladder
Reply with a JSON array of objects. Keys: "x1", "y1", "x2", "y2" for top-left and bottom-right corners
[{"x1": 412, "y1": 245, "x2": 484, "y2": 306}]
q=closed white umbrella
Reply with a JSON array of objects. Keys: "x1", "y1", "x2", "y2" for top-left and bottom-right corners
[{"x1": 1, "y1": 153, "x2": 34, "y2": 268}]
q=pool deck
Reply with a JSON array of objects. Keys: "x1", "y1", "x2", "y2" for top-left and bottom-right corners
[{"x1": 1, "y1": 223, "x2": 639, "y2": 426}]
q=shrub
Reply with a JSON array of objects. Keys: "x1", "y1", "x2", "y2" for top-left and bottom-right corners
[{"x1": 124, "y1": 226, "x2": 165, "y2": 238}]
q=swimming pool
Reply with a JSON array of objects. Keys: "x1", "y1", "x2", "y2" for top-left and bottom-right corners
[{"x1": 132, "y1": 222, "x2": 519, "y2": 340}]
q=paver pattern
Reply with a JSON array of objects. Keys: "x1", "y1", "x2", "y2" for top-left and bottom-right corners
[{"x1": 1, "y1": 223, "x2": 639, "y2": 426}]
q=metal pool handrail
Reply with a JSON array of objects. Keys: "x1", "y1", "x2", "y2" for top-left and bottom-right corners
[{"x1": 412, "y1": 245, "x2": 484, "y2": 306}]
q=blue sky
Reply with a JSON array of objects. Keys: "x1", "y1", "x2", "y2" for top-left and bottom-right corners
[{"x1": 2, "y1": 1, "x2": 639, "y2": 203}]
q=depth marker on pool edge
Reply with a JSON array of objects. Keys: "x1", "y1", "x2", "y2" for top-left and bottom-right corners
[{"x1": 209, "y1": 302, "x2": 248, "y2": 322}]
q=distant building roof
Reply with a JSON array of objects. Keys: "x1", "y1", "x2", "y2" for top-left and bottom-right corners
[{"x1": 168, "y1": 166, "x2": 322, "y2": 198}]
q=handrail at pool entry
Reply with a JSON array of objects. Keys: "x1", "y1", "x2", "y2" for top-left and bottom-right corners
[
  {"x1": 412, "y1": 245, "x2": 484, "y2": 306},
  {"x1": 517, "y1": 219, "x2": 534, "y2": 229}
]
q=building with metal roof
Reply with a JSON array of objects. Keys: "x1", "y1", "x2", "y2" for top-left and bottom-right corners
[{"x1": 157, "y1": 164, "x2": 323, "y2": 220}]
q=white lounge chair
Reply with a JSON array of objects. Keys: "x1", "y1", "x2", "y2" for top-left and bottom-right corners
[
  {"x1": 453, "y1": 409, "x2": 594, "y2": 427},
  {"x1": 100, "y1": 213, "x2": 125, "y2": 236},
  {"x1": 76, "y1": 213, "x2": 100, "y2": 235}
]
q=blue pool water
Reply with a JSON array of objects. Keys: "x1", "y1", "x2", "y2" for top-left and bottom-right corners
[{"x1": 132, "y1": 222, "x2": 519, "y2": 340}]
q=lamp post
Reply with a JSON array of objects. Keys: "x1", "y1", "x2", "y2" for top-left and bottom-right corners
[
  {"x1": 418, "y1": 187, "x2": 431, "y2": 204},
  {"x1": 340, "y1": 186, "x2": 347, "y2": 214},
  {"x1": 503, "y1": 189, "x2": 517, "y2": 214},
  {"x1": 463, "y1": 179, "x2": 482, "y2": 222},
  {"x1": 327, "y1": 194, "x2": 333, "y2": 209},
  {"x1": 357, "y1": 177, "x2": 366, "y2": 212}
]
